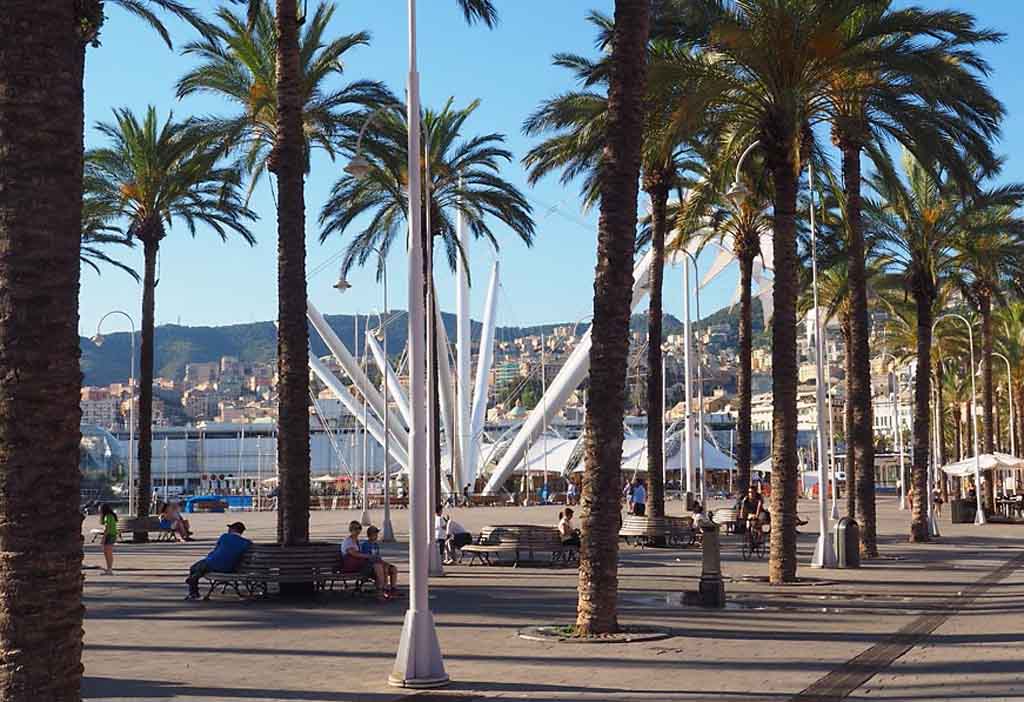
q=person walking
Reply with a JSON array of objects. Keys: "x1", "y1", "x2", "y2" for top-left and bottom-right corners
[
  {"x1": 632, "y1": 478, "x2": 648, "y2": 517},
  {"x1": 99, "y1": 504, "x2": 118, "y2": 575}
]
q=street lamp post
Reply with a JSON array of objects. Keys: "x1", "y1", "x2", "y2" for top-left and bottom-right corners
[
  {"x1": 934, "y1": 314, "x2": 985, "y2": 525},
  {"x1": 93, "y1": 311, "x2": 137, "y2": 516},
  {"x1": 993, "y1": 351, "x2": 1016, "y2": 457},
  {"x1": 881, "y1": 352, "x2": 907, "y2": 511},
  {"x1": 680, "y1": 249, "x2": 704, "y2": 503},
  {"x1": 807, "y1": 162, "x2": 835, "y2": 568},
  {"x1": 389, "y1": 0, "x2": 447, "y2": 686}
]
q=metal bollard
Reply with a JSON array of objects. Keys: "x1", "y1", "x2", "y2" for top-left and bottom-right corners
[{"x1": 698, "y1": 524, "x2": 726, "y2": 607}]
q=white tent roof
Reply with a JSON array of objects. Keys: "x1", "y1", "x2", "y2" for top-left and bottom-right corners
[
  {"x1": 940, "y1": 453, "x2": 1024, "y2": 477},
  {"x1": 753, "y1": 457, "x2": 772, "y2": 474}
]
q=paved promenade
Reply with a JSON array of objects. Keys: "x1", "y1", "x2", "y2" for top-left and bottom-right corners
[{"x1": 80, "y1": 497, "x2": 1024, "y2": 701}]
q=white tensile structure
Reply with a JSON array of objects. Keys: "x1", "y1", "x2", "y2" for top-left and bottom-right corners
[{"x1": 306, "y1": 211, "x2": 772, "y2": 496}]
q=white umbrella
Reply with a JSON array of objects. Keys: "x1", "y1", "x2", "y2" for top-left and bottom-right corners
[
  {"x1": 940, "y1": 452, "x2": 1024, "y2": 477},
  {"x1": 311, "y1": 474, "x2": 340, "y2": 483}
]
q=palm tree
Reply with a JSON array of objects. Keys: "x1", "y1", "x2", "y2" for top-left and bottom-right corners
[
  {"x1": 564, "y1": 0, "x2": 649, "y2": 636},
  {"x1": 949, "y1": 214, "x2": 1024, "y2": 513},
  {"x1": 995, "y1": 303, "x2": 1024, "y2": 457},
  {"x1": 86, "y1": 107, "x2": 256, "y2": 525},
  {"x1": 321, "y1": 98, "x2": 534, "y2": 502},
  {"x1": 825, "y1": 2, "x2": 1005, "y2": 557},
  {"x1": 2, "y1": 3, "x2": 210, "y2": 692},
  {"x1": 183, "y1": 0, "x2": 392, "y2": 545}
]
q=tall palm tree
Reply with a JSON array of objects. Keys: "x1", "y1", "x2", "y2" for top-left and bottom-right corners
[
  {"x1": 949, "y1": 214, "x2": 1024, "y2": 512},
  {"x1": 683, "y1": 0, "x2": 882, "y2": 584},
  {"x1": 522, "y1": 17, "x2": 715, "y2": 518},
  {"x1": 2, "y1": 3, "x2": 208, "y2": 692},
  {"x1": 995, "y1": 303, "x2": 1024, "y2": 457},
  {"x1": 184, "y1": 0, "x2": 392, "y2": 545},
  {"x1": 320, "y1": 98, "x2": 534, "y2": 502},
  {"x1": 570, "y1": 0, "x2": 649, "y2": 636},
  {"x1": 86, "y1": 107, "x2": 256, "y2": 525},
  {"x1": 825, "y1": 2, "x2": 1004, "y2": 558}
]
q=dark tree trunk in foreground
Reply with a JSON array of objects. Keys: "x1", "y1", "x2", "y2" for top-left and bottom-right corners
[
  {"x1": 0, "y1": 2, "x2": 85, "y2": 696},
  {"x1": 843, "y1": 314, "x2": 856, "y2": 519},
  {"x1": 840, "y1": 141, "x2": 877, "y2": 559},
  {"x1": 909, "y1": 290, "x2": 933, "y2": 542},
  {"x1": 735, "y1": 253, "x2": 754, "y2": 497},
  {"x1": 766, "y1": 147, "x2": 800, "y2": 585},
  {"x1": 273, "y1": 0, "x2": 310, "y2": 546},
  {"x1": 646, "y1": 177, "x2": 668, "y2": 518},
  {"x1": 576, "y1": 0, "x2": 649, "y2": 636},
  {"x1": 980, "y1": 293, "x2": 995, "y2": 513},
  {"x1": 135, "y1": 235, "x2": 161, "y2": 526}
]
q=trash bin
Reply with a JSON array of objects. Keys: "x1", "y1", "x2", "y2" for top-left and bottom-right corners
[
  {"x1": 834, "y1": 517, "x2": 860, "y2": 568},
  {"x1": 951, "y1": 499, "x2": 976, "y2": 524}
]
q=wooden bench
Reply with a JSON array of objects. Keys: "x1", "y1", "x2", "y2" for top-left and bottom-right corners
[
  {"x1": 201, "y1": 542, "x2": 372, "y2": 600},
  {"x1": 90, "y1": 516, "x2": 176, "y2": 543},
  {"x1": 618, "y1": 515, "x2": 696, "y2": 548},
  {"x1": 459, "y1": 525, "x2": 577, "y2": 567}
]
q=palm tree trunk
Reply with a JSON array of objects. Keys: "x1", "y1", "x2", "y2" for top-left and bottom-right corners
[
  {"x1": 909, "y1": 289, "x2": 932, "y2": 542},
  {"x1": 843, "y1": 314, "x2": 856, "y2": 518},
  {"x1": 840, "y1": 141, "x2": 877, "y2": 559},
  {"x1": 135, "y1": 236, "x2": 160, "y2": 528},
  {"x1": 0, "y1": 3, "x2": 85, "y2": 694},
  {"x1": 273, "y1": 0, "x2": 310, "y2": 547},
  {"x1": 576, "y1": 0, "x2": 648, "y2": 637},
  {"x1": 766, "y1": 150, "x2": 800, "y2": 585},
  {"x1": 646, "y1": 179, "x2": 668, "y2": 518},
  {"x1": 980, "y1": 293, "x2": 995, "y2": 512},
  {"x1": 736, "y1": 252, "x2": 754, "y2": 497}
]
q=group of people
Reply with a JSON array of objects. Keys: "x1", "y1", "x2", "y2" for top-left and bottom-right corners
[
  {"x1": 623, "y1": 477, "x2": 648, "y2": 516},
  {"x1": 157, "y1": 501, "x2": 193, "y2": 542},
  {"x1": 340, "y1": 520, "x2": 400, "y2": 600}
]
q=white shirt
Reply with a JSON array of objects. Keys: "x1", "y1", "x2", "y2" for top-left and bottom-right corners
[
  {"x1": 340, "y1": 536, "x2": 360, "y2": 557},
  {"x1": 434, "y1": 516, "x2": 447, "y2": 541},
  {"x1": 558, "y1": 517, "x2": 574, "y2": 539},
  {"x1": 446, "y1": 519, "x2": 467, "y2": 537}
]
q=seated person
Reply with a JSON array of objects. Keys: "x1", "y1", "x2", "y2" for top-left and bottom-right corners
[
  {"x1": 169, "y1": 502, "x2": 192, "y2": 538},
  {"x1": 185, "y1": 522, "x2": 251, "y2": 600},
  {"x1": 159, "y1": 502, "x2": 191, "y2": 542},
  {"x1": 557, "y1": 508, "x2": 581, "y2": 547},
  {"x1": 442, "y1": 515, "x2": 472, "y2": 564},
  {"x1": 359, "y1": 526, "x2": 398, "y2": 593},
  {"x1": 341, "y1": 521, "x2": 392, "y2": 599},
  {"x1": 691, "y1": 502, "x2": 714, "y2": 530},
  {"x1": 434, "y1": 508, "x2": 448, "y2": 560}
]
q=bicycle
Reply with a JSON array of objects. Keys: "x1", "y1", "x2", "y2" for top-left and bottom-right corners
[{"x1": 741, "y1": 517, "x2": 767, "y2": 560}]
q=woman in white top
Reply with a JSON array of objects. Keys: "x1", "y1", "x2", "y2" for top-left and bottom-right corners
[
  {"x1": 558, "y1": 508, "x2": 581, "y2": 546},
  {"x1": 340, "y1": 520, "x2": 391, "y2": 599}
]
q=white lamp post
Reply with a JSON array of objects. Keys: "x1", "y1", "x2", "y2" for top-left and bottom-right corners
[
  {"x1": 389, "y1": 0, "x2": 447, "y2": 686},
  {"x1": 993, "y1": 352, "x2": 1016, "y2": 457},
  {"x1": 881, "y1": 353, "x2": 907, "y2": 511},
  {"x1": 93, "y1": 311, "x2": 137, "y2": 516},
  {"x1": 807, "y1": 162, "x2": 835, "y2": 568},
  {"x1": 680, "y1": 249, "x2": 704, "y2": 503},
  {"x1": 934, "y1": 314, "x2": 985, "y2": 525}
]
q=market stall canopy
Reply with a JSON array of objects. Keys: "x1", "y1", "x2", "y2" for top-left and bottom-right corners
[{"x1": 940, "y1": 453, "x2": 1024, "y2": 477}]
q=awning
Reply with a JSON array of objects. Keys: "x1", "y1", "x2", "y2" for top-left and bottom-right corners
[{"x1": 940, "y1": 453, "x2": 1024, "y2": 477}]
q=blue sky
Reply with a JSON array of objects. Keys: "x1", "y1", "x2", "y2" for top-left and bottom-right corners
[{"x1": 81, "y1": 0, "x2": 1024, "y2": 337}]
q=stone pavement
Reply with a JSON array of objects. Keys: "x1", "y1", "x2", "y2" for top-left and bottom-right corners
[{"x1": 79, "y1": 497, "x2": 1024, "y2": 701}]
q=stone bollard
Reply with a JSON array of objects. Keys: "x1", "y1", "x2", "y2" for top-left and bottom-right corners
[{"x1": 698, "y1": 525, "x2": 726, "y2": 608}]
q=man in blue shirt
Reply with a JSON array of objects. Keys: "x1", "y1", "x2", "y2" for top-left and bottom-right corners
[
  {"x1": 185, "y1": 522, "x2": 251, "y2": 600},
  {"x1": 632, "y1": 478, "x2": 647, "y2": 516}
]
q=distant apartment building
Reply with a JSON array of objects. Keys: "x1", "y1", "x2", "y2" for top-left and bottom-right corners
[
  {"x1": 80, "y1": 387, "x2": 120, "y2": 429},
  {"x1": 182, "y1": 388, "x2": 217, "y2": 420},
  {"x1": 184, "y1": 361, "x2": 218, "y2": 387}
]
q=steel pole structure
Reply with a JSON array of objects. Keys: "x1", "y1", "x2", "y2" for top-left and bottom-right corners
[
  {"x1": 455, "y1": 177, "x2": 472, "y2": 498},
  {"x1": 934, "y1": 314, "x2": 985, "y2": 525},
  {"x1": 993, "y1": 352, "x2": 1016, "y2": 457},
  {"x1": 807, "y1": 164, "x2": 835, "y2": 568},
  {"x1": 682, "y1": 255, "x2": 694, "y2": 500},
  {"x1": 661, "y1": 352, "x2": 667, "y2": 495},
  {"x1": 825, "y1": 351, "x2": 839, "y2": 520},
  {"x1": 381, "y1": 277, "x2": 395, "y2": 542},
  {"x1": 361, "y1": 315, "x2": 372, "y2": 525},
  {"x1": 95, "y1": 311, "x2": 137, "y2": 516},
  {"x1": 390, "y1": 0, "x2": 447, "y2": 685},
  {"x1": 882, "y1": 353, "x2": 907, "y2": 511},
  {"x1": 929, "y1": 382, "x2": 941, "y2": 537}
]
